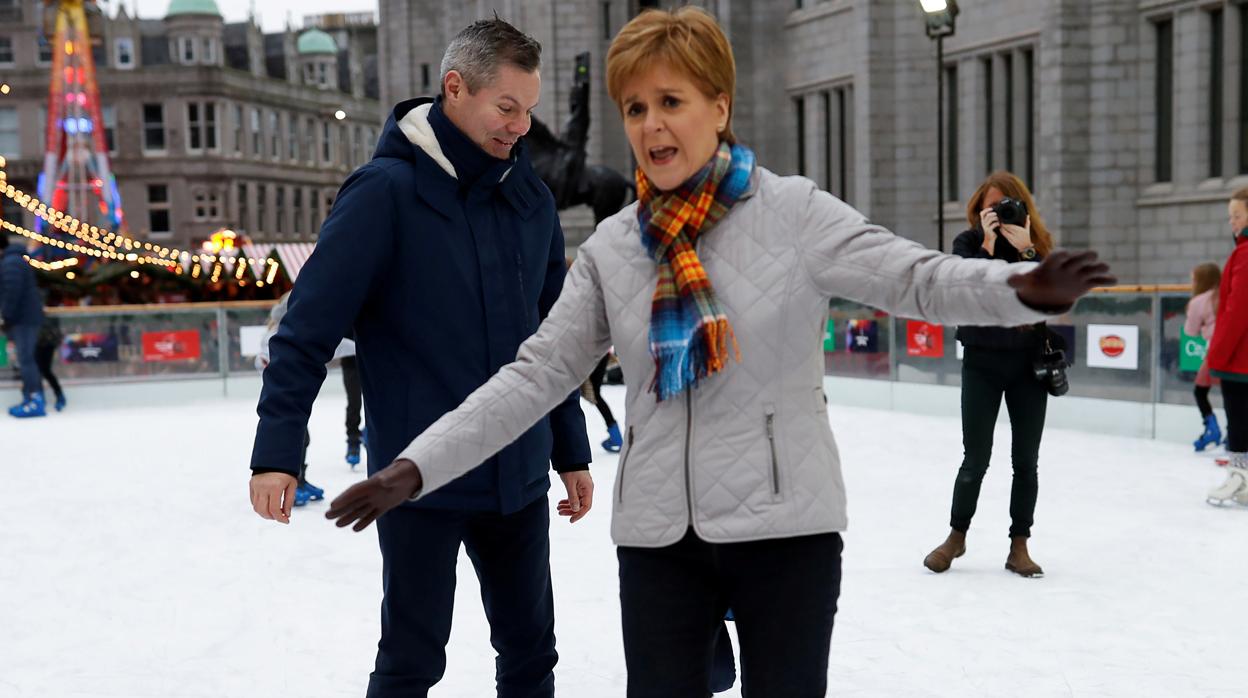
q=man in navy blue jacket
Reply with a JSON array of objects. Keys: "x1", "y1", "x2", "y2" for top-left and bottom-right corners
[
  {"x1": 248, "y1": 18, "x2": 593, "y2": 698},
  {"x1": 0, "y1": 234, "x2": 47, "y2": 418}
]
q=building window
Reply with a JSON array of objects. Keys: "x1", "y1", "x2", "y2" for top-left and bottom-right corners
[
  {"x1": 257, "y1": 186, "x2": 267, "y2": 234},
  {"x1": 275, "y1": 186, "x2": 285, "y2": 235},
  {"x1": 193, "y1": 188, "x2": 220, "y2": 221},
  {"x1": 288, "y1": 113, "x2": 298, "y2": 161},
  {"x1": 148, "y1": 184, "x2": 171, "y2": 236},
  {"x1": 1240, "y1": 5, "x2": 1248, "y2": 174},
  {"x1": 794, "y1": 96, "x2": 805, "y2": 176},
  {"x1": 180, "y1": 36, "x2": 195, "y2": 64},
  {"x1": 421, "y1": 63, "x2": 431, "y2": 92},
  {"x1": 1156, "y1": 18, "x2": 1174, "y2": 183},
  {"x1": 293, "y1": 188, "x2": 303, "y2": 236},
  {"x1": 945, "y1": 65, "x2": 958, "y2": 201},
  {"x1": 142, "y1": 103, "x2": 166, "y2": 151},
  {"x1": 202, "y1": 38, "x2": 215, "y2": 64},
  {"x1": 1023, "y1": 48, "x2": 1035, "y2": 188},
  {"x1": 1209, "y1": 9, "x2": 1223, "y2": 178},
  {"x1": 237, "y1": 182, "x2": 249, "y2": 231},
  {"x1": 982, "y1": 56, "x2": 993, "y2": 174},
  {"x1": 187, "y1": 103, "x2": 202, "y2": 151},
  {"x1": 322, "y1": 121, "x2": 331, "y2": 162},
  {"x1": 268, "y1": 110, "x2": 280, "y2": 159},
  {"x1": 114, "y1": 37, "x2": 134, "y2": 68},
  {"x1": 339, "y1": 125, "x2": 348, "y2": 166},
  {"x1": 1003, "y1": 53, "x2": 1014, "y2": 172},
  {"x1": 0, "y1": 107, "x2": 18, "y2": 158},
  {"x1": 204, "y1": 103, "x2": 217, "y2": 150},
  {"x1": 185, "y1": 102, "x2": 216, "y2": 152},
  {"x1": 233, "y1": 104, "x2": 243, "y2": 154},
  {"x1": 37, "y1": 36, "x2": 52, "y2": 64},
  {"x1": 827, "y1": 86, "x2": 855, "y2": 204},
  {"x1": 318, "y1": 63, "x2": 329, "y2": 87},
  {"x1": 250, "y1": 108, "x2": 261, "y2": 157},
  {"x1": 0, "y1": 36, "x2": 14, "y2": 65},
  {"x1": 102, "y1": 105, "x2": 116, "y2": 154},
  {"x1": 304, "y1": 117, "x2": 315, "y2": 164},
  {"x1": 602, "y1": 2, "x2": 612, "y2": 41},
  {"x1": 352, "y1": 125, "x2": 362, "y2": 167}
]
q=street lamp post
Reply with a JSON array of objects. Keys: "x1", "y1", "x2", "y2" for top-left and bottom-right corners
[{"x1": 920, "y1": 0, "x2": 959, "y2": 252}]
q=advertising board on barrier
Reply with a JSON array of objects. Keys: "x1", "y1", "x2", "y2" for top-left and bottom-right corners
[
  {"x1": 142, "y1": 330, "x2": 202, "y2": 362},
  {"x1": 63, "y1": 332, "x2": 120, "y2": 363},
  {"x1": 905, "y1": 321, "x2": 944, "y2": 358},
  {"x1": 846, "y1": 319, "x2": 879, "y2": 353},
  {"x1": 1179, "y1": 329, "x2": 1207, "y2": 373},
  {"x1": 1086, "y1": 324, "x2": 1139, "y2": 370}
]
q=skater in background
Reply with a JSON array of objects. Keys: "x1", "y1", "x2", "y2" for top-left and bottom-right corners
[
  {"x1": 583, "y1": 353, "x2": 623, "y2": 452},
  {"x1": 1205, "y1": 187, "x2": 1248, "y2": 507},
  {"x1": 567, "y1": 258, "x2": 623, "y2": 453},
  {"x1": 1, "y1": 234, "x2": 48, "y2": 418},
  {"x1": 325, "y1": 9, "x2": 1113, "y2": 694},
  {"x1": 341, "y1": 349, "x2": 366, "y2": 468},
  {"x1": 35, "y1": 315, "x2": 66, "y2": 412},
  {"x1": 1185, "y1": 262, "x2": 1221, "y2": 451},
  {"x1": 924, "y1": 171, "x2": 1056, "y2": 578}
]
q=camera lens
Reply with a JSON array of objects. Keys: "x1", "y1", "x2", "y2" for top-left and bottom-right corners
[{"x1": 992, "y1": 198, "x2": 1027, "y2": 227}]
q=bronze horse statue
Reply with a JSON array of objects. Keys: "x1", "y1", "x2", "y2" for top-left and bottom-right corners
[{"x1": 525, "y1": 53, "x2": 634, "y2": 225}]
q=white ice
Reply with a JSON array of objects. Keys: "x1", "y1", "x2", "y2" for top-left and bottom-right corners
[{"x1": 1, "y1": 382, "x2": 1243, "y2": 697}]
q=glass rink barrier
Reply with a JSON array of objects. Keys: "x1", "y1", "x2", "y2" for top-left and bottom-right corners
[
  {"x1": 0, "y1": 301, "x2": 278, "y2": 403},
  {"x1": 0, "y1": 288, "x2": 1208, "y2": 441},
  {"x1": 821, "y1": 285, "x2": 1208, "y2": 442}
]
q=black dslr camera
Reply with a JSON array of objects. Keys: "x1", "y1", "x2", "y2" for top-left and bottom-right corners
[
  {"x1": 1033, "y1": 329, "x2": 1070, "y2": 397},
  {"x1": 992, "y1": 197, "x2": 1028, "y2": 227}
]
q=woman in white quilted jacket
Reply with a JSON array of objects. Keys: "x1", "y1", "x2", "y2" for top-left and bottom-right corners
[{"x1": 325, "y1": 7, "x2": 1114, "y2": 696}]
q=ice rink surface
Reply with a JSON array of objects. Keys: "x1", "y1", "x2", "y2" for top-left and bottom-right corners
[{"x1": 1, "y1": 384, "x2": 1242, "y2": 697}]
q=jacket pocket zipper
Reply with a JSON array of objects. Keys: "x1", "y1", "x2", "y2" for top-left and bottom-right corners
[
  {"x1": 617, "y1": 426, "x2": 635, "y2": 504},
  {"x1": 766, "y1": 413, "x2": 779, "y2": 495}
]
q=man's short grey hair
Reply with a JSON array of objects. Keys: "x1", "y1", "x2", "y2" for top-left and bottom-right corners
[{"x1": 440, "y1": 17, "x2": 542, "y2": 95}]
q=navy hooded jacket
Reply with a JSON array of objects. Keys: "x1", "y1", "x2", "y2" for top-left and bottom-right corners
[
  {"x1": 249, "y1": 98, "x2": 591, "y2": 514},
  {"x1": 1, "y1": 245, "x2": 45, "y2": 327}
]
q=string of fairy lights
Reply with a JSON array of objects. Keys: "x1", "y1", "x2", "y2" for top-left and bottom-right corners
[{"x1": 0, "y1": 155, "x2": 281, "y2": 285}]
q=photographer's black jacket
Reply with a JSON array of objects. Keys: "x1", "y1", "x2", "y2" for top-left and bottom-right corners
[{"x1": 952, "y1": 228, "x2": 1044, "y2": 351}]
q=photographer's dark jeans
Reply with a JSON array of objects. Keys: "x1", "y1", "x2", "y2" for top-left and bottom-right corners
[
  {"x1": 951, "y1": 346, "x2": 1048, "y2": 538},
  {"x1": 618, "y1": 528, "x2": 842, "y2": 698}
]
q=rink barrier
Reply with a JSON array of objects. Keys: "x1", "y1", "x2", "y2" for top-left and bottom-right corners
[{"x1": 0, "y1": 287, "x2": 1215, "y2": 440}]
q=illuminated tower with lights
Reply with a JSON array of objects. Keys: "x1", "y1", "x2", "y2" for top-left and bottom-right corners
[{"x1": 36, "y1": 0, "x2": 124, "y2": 254}]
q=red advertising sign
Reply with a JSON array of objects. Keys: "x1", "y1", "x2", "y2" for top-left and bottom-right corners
[
  {"x1": 142, "y1": 330, "x2": 202, "y2": 362},
  {"x1": 1099, "y1": 335, "x2": 1125, "y2": 358},
  {"x1": 906, "y1": 321, "x2": 944, "y2": 358}
]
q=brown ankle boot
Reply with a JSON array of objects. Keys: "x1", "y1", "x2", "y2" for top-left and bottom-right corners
[
  {"x1": 923, "y1": 530, "x2": 966, "y2": 573},
  {"x1": 1005, "y1": 536, "x2": 1044, "y2": 577}
]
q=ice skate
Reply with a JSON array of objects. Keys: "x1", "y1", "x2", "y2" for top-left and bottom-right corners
[
  {"x1": 1207, "y1": 459, "x2": 1248, "y2": 507},
  {"x1": 1193, "y1": 415, "x2": 1222, "y2": 452},
  {"x1": 8, "y1": 392, "x2": 46, "y2": 419},
  {"x1": 602, "y1": 423, "x2": 623, "y2": 453}
]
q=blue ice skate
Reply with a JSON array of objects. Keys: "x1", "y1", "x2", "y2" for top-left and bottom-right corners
[
  {"x1": 9, "y1": 392, "x2": 46, "y2": 419},
  {"x1": 1194, "y1": 414, "x2": 1222, "y2": 452},
  {"x1": 602, "y1": 423, "x2": 623, "y2": 453},
  {"x1": 301, "y1": 480, "x2": 325, "y2": 501},
  {"x1": 346, "y1": 440, "x2": 361, "y2": 468}
]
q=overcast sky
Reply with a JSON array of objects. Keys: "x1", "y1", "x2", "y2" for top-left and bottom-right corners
[{"x1": 125, "y1": 0, "x2": 379, "y2": 33}]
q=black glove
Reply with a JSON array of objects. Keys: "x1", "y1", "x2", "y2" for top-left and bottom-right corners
[
  {"x1": 325, "y1": 459, "x2": 424, "y2": 532},
  {"x1": 1009, "y1": 250, "x2": 1116, "y2": 312}
]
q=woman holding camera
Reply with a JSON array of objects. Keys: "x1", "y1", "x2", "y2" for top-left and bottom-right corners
[{"x1": 924, "y1": 171, "x2": 1057, "y2": 578}]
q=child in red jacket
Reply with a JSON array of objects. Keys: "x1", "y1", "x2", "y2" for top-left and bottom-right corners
[{"x1": 1207, "y1": 188, "x2": 1248, "y2": 506}]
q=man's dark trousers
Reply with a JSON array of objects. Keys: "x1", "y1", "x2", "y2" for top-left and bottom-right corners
[{"x1": 366, "y1": 495, "x2": 556, "y2": 698}]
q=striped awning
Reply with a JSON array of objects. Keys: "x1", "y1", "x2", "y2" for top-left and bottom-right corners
[
  {"x1": 242, "y1": 244, "x2": 275, "y2": 279},
  {"x1": 269, "y1": 243, "x2": 317, "y2": 282}
]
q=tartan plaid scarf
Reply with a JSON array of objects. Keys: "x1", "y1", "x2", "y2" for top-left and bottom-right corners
[{"x1": 637, "y1": 141, "x2": 755, "y2": 402}]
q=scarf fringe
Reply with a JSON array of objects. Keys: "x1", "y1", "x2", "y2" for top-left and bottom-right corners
[{"x1": 651, "y1": 316, "x2": 741, "y2": 402}]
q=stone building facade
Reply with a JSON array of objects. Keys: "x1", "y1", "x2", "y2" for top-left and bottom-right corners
[{"x1": 378, "y1": 0, "x2": 1248, "y2": 282}]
